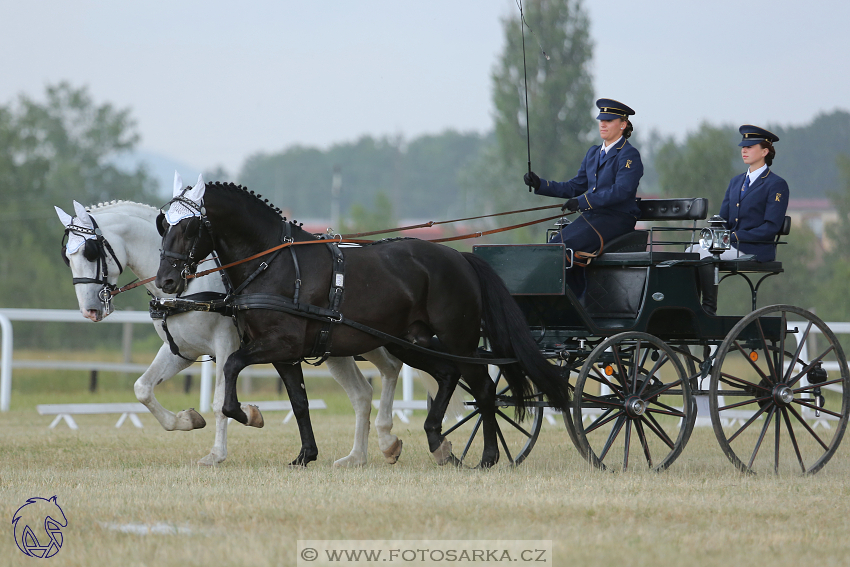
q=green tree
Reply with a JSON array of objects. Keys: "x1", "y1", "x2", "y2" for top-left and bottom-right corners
[
  {"x1": 341, "y1": 192, "x2": 397, "y2": 235},
  {"x1": 0, "y1": 83, "x2": 158, "y2": 346},
  {"x1": 461, "y1": 0, "x2": 594, "y2": 245},
  {"x1": 492, "y1": 0, "x2": 595, "y2": 184},
  {"x1": 655, "y1": 122, "x2": 738, "y2": 213}
]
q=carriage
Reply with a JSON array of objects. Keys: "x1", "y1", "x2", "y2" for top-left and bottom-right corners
[{"x1": 437, "y1": 198, "x2": 850, "y2": 475}]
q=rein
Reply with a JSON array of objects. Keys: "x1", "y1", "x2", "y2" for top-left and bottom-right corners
[{"x1": 111, "y1": 206, "x2": 574, "y2": 297}]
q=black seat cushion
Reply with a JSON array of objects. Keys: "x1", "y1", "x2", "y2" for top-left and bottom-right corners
[{"x1": 601, "y1": 230, "x2": 648, "y2": 254}]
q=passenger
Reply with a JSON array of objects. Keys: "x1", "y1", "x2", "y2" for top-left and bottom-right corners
[
  {"x1": 523, "y1": 98, "x2": 643, "y2": 295},
  {"x1": 697, "y1": 125, "x2": 790, "y2": 315}
]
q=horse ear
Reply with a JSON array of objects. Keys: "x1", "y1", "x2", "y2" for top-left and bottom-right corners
[
  {"x1": 184, "y1": 174, "x2": 205, "y2": 203},
  {"x1": 156, "y1": 212, "x2": 167, "y2": 236},
  {"x1": 55, "y1": 206, "x2": 72, "y2": 227},
  {"x1": 72, "y1": 201, "x2": 93, "y2": 228},
  {"x1": 172, "y1": 171, "x2": 183, "y2": 198}
]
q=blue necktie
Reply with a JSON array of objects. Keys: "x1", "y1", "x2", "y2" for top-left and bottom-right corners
[{"x1": 741, "y1": 175, "x2": 749, "y2": 194}]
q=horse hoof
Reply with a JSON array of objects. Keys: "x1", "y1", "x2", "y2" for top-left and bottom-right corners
[
  {"x1": 333, "y1": 454, "x2": 367, "y2": 468},
  {"x1": 186, "y1": 408, "x2": 206, "y2": 429},
  {"x1": 242, "y1": 404, "x2": 264, "y2": 428},
  {"x1": 174, "y1": 408, "x2": 206, "y2": 431},
  {"x1": 197, "y1": 452, "x2": 224, "y2": 466},
  {"x1": 382, "y1": 438, "x2": 403, "y2": 464},
  {"x1": 430, "y1": 438, "x2": 453, "y2": 466}
]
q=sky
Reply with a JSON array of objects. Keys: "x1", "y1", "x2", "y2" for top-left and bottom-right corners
[{"x1": 2, "y1": 0, "x2": 848, "y2": 177}]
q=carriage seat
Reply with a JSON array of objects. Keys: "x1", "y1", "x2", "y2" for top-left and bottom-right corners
[
  {"x1": 718, "y1": 215, "x2": 791, "y2": 274},
  {"x1": 598, "y1": 198, "x2": 709, "y2": 256}
]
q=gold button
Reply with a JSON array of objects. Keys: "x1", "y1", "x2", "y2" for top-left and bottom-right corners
[
  {"x1": 735, "y1": 218, "x2": 738, "y2": 221},
  {"x1": 737, "y1": 203, "x2": 739, "y2": 207}
]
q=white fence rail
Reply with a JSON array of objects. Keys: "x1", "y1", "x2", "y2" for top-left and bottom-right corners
[{"x1": 0, "y1": 308, "x2": 407, "y2": 413}]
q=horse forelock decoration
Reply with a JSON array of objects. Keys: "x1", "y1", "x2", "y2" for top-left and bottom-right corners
[
  {"x1": 56, "y1": 189, "x2": 454, "y2": 467},
  {"x1": 156, "y1": 181, "x2": 571, "y2": 467}
]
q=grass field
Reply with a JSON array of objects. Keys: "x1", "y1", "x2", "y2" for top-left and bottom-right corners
[{"x1": 3, "y1": 378, "x2": 850, "y2": 567}]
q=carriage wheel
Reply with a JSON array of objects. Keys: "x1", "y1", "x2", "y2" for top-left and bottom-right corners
[
  {"x1": 572, "y1": 332, "x2": 693, "y2": 472},
  {"x1": 442, "y1": 367, "x2": 544, "y2": 467},
  {"x1": 709, "y1": 305, "x2": 850, "y2": 475}
]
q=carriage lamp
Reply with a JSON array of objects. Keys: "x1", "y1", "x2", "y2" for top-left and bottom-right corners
[
  {"x1": 700, "y1": 215, "x2": 732, "y2": 285},
  {"x1": 699, "y1": 215, "x2": 732, "y2": 255},
  {"x1": 808, "y1": 362, "x2": 828, "y2": 417}
]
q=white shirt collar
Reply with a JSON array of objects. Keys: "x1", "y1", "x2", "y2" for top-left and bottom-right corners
[
  {"x1": 745, "y1": 164, "x2": 768, "y2": 185},
  {"x1": 601, "y1": 136, "x2": 623, "y2": 154}
]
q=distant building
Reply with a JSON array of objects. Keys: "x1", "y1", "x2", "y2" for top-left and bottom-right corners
[{"x1": 786, "y1": 198, "x2": 837, "y2": 246}]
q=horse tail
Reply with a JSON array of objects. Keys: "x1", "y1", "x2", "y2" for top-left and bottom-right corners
[{"x1": 462, "y1": 252, "x2": 570, "y2": 418}]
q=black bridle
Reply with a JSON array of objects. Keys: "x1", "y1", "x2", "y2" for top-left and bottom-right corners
[
  {"x1": 157, "y1": 195, "x2": 214, "y2": 283},
  {"x1": 61, "y1": 215, "x2": 124, "y2": 314}
]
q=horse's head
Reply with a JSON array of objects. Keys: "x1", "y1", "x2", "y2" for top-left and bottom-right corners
[
  {"x1": 156, "y1": 173, "x2": 212, "y2": 294},
  {"x1": 55, "y1": 201, "x2": 125, "y2": 322}
]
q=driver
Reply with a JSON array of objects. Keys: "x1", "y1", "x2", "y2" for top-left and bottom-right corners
[{"x1": 523, "y1": 98, "x2": 643, "y2": 295}]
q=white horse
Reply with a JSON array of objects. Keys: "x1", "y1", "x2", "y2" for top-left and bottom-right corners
[{"x1": 55, "y1": 197, "x2": 451, "y2": 467}]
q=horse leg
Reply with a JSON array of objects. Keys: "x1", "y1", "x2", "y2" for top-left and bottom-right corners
[
  {"x1": 134, "y1": 344, "x2": 205, "y2": 431},
  {"x1": 459, "y1": 364, "x2": 499, "y2": 468},
  {"x1": 198, "y1": 352, "x2": 231, "y2": 466},
  {"x1": 272, "y1": 362, "x2": 319, "y2": 466},
  {"x1": 386, "y1": 345, "x2": 460, "y2": 464},
  {"x1": 361, "y1": 348, "x2": 404, "y2": 464},
  {"x1": 221, "y1": 347, "x2": 264, "y2": 427},
  {"x1": 325, "y1": 357, "x2": 372, "y2": 468}
]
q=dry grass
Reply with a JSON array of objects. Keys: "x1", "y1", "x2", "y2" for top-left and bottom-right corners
[{"x1": 3, "y1": 390, "x2": 850, "y2": 567}]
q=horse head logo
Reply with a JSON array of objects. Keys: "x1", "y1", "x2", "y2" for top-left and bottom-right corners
[{"x1": 12, "y1": 496, "x2": 68, "y2": 558}]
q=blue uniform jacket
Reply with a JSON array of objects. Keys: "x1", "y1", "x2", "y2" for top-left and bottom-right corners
[
  {"x1": 534, "y1": 138, "x2": 643, "y2": 218},
  {"x1": 719, "y1": 169, "x2": 789, "y2": 262}
]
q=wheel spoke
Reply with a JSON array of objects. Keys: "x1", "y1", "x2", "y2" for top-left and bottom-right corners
[
  {"x1": 778, "y1": 312, "x2": 787, "y2": 385},
  {"x1": 584, "y1": 409, "x2": 624, "y2": 435},
  {"x1": 598, "y1": 416, "x2": 626, "y2": 462},
  {"x1": 640, "y1": 414, "x2": 675, "y2": 449},
  {"x1": 727, "y1": 403, "x2": 770, "y2": 443},
  {"x1": 720, "y1": 372, "x2": 771, "y2": 392},
  {"x1": 634, "y1": 419, "x2": 653, "y2": 468},
  {"x1": 589, "y1": 366, "x2": 626, "y2": 399},
  {"x1": 637, "y1": 353, "x2": 670, "y2": 397},
  {"x1": 734, "y1": 340, "x2": 771, "y2": 384},
  {"x1": 460, "y1": 415, "x2": 482, "y2": 462},
  {"x1": 781, "y1": 407, "x2": 806, "y2": 473},
  {"x1": 623, "y1": 420, "x2": 632, "y2": 470},
  {"x1": 757, "y1": 319, "x2": 779, "y2": 385},
  {"x1": 774, "y1": 407, "x2": 781, "y2": 474},
  {"x1": 631, "y1": 339, "x2": 642, "y2": 394},
  {"x1": 787, "y1": 345, "x2": 836, "y2": 388},
  {"x1": 720, "y1": 395, "x2": 772, "y2": 412},
  {"x1": 786, "y1": 404, "x2": 830, "y2": 451},
  {"x1": 747, "y1": 406, "x2": 776, "y2": 470},
  {"x1": 442, "y1": 407, "x2": 480, "y2": 436},
  {"x1": 645, "y1": 406, "x2": 686, "y2": 418},
  {"x1": 580, "y1": 393, "x2": 623, "y2": 409},
  {"x1": 495, "y1": 408, "x2": 532, "y2": 438},
  {"x1": 783, "y1": 321, "x2": 813, "y2": 383},
  {"x1": 794, "y1": 378, "x2": 844, "y2": 393},
  {"x1": 495, "y1": 420, "x2": 514, "y2": 464},
  {"x1": 611, "y1": 345, "x2": 630, "y2": 390},
  {"x1": 792, "y1": 399, "x2": 843, "y2": 419},
  {"x1": 643, "y1": 377, "x2": 682, "y2": 401},
  {"x1": 583, "y1": 408, "x2": 616, "y2": 434}
]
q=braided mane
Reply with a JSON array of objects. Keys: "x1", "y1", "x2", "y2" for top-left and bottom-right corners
[{"x1": 205, "y1": 181, "x2": 306, "y2": 229}]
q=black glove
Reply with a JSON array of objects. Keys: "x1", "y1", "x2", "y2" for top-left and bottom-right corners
[
  {"x1": 523, "y1": 171, "x2": 540, "y2": 190},
  {"x1": 561, "y1": 198, "x2": 579, "y2": 212}
]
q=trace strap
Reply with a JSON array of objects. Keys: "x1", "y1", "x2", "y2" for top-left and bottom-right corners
[{"x1": 229, "y1": 293, "x2": 519, "y2": 367}]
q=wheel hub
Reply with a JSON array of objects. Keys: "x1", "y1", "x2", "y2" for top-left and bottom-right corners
[
  {"x1": 625, "y1": 396, "x2": 647, "y2": 417},
  {"x1": 772, "y1": 384, "x2": 794, "y2": 406}
]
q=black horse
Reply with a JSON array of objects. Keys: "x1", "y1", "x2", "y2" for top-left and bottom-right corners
[{"x1": 155, "y1": 182, "x2": 569, "y2": 467}]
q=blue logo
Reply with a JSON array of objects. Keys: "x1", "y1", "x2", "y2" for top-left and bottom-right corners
[{"x1": 12, "y1": 496, "x2": 67, "y2": 558}]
